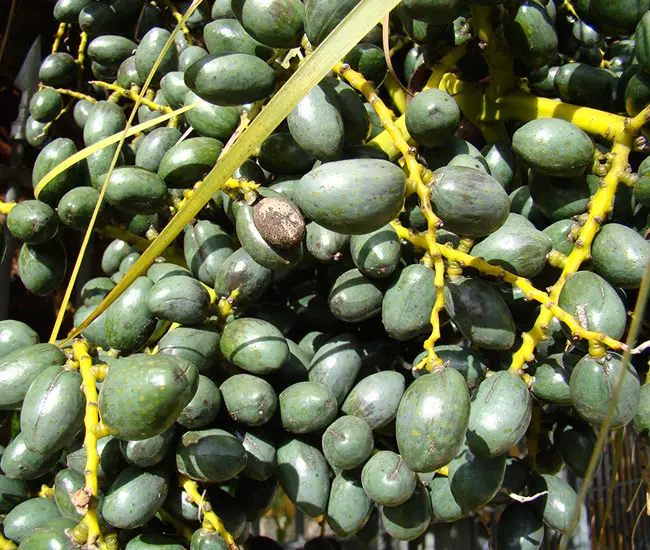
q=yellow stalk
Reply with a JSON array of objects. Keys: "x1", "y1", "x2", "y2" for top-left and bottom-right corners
[
  {"x1": 383, "y1": 73, "x2": 407, "y2": 114},
  {"x1": 71, "y1": 340, "x2": 106, "y2": 549},
  {"x1": 180, "y1": 476, "x2": 237, "y2": 549},
  {"x1": 90, "y1": 81, "x2": 173, "y2": 113},
  {"x1": 0, "y1": 535, "x2": 16, "y2": 550},
  {"x1": 51, "y1": 22, "x2": 66, "y2": 54},
  {"x1": 0, "y1": 201, "x2": 15, "y2": 215}
]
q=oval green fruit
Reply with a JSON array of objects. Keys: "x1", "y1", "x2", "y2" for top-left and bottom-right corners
[
  {"x1": 103, "y1": 467, "x2": 168, "y2": 529},
  {"x1": 328, "y1": 268, "x2": 383, "y2": 323},
  {"x1": 429, "y1": 166, "x2": 509, "y2": 237},
  {"x1": 0, "y1": 320, "x2": 39, "y2": 359},
  {"x1": 322, "y1": 415, "x2": 373, "y2": 470},
  {"x1": 296, "y1": 159, "x2": 406, "y2": 235},
  {"x1": 591, "y1": 223, "x2": 650, "y2": 289},
  {"x1": 157, "y1": 324, "x2": 221, "y2": 375},
  {"x1": 221, "y1": 317, "x2": 288, "y2": 374},
  {"x1": 277, "y1": 437, "x2": 330, "y2": 517},
  {"x1": 203, "y1": 19, "x2": 273, "y2": 59},
  {"x1": 120, "y1": 425, "x2": 176, "y2": 469},
  {"x1": 7, "y1": 200, "x2": 57, "y2": 244},
  {"x1": 83, "y1": 100, "x2": 126, "y2": 147},
  {"x1": 504, "y1": 1, "x2": 558, "y2": 69},
  {"x1": 147, "y1": 275, "x2": 210, "y2": 325},
  {"x1": 448, "y1": 443, "x2": 506, "y2": 512},
  {"x1": 405, "y1": 89, "x2": 460, "y2": 148},
  {"x1": 413, "y1": 345, "x2": 488, "y2": 391},
  {"x1": 88, "y1": 35, "x2": 137, "y2": 67},
  {"x1": 104, "y1": 276, "x2": 157, "y2": 352},
  {"x1": 308, "y1": 333, "x2": 362, "y2": 405},
  {"x1": 396, "y1": 368, "x2": 470, "y2": 473},
  {"x1": 554, "y1": 420, "x2": 599, "y2": 477},
  {"x1": 3, "y1": 497, "x2": 61, "y2": 543},
  {"x1": 38, "y1": 53, "x2": 76, "y2": 87},
  {"x1": 178, "y1": 375, "x2": 221, "y2": 429},
  {"x1": 18, "y1": 240, "x2": 67, "y2": 296},
  {"x1": 214, "y1": 247, "x2": 272, "y2": 304},
  {"x1": 184, "y1": 220, "x2": 234, "y2": 286},
  {"x1": 0, "y1": 474, "x2": 26, "y2": 514},
  {"x1": 241, "y1": 428, "x2": 277, "y2": 481},
  {"x1": 57, "y1": 186, "x2": 104, "y2": 230},
  {"x1": 554, "y1": 62, "x2": 616, "y2": 111},
  {"x1": 326, "y1": 471, "x2": 373, "y2": 538},
  {"x1": 382, "y1": 264, "x2": 436, "y2": 341},
  {"x1": 570, "y1": 352, "x2": 640, "y2": 428},
  {"x1": 100, "y1": 166, "x2": 169, "y2": 216},
  {"x1": 29, "y1": 89, "x2": 63, "y2": 123},
  {"x1": 529, "y1": 473, "x2": 577, "y2": 533},
  {"x1": 280, "y1": 381, "x2": 337, "y2": 434},
  {"x1": 380, "y1": 482, "x2": 432, "y2": 541},
  {"x1": 135, "y1": 27, "x2": 178, "y2": 85},
  {"x1": 221, "y1": 374, "x2": 277, "y2": 426},
  {"x1": 126, "y1": 533, "x2": 186, "y2": 550},
  {"x1": 232, "y1": 0, "x2": 304, "y2": 48},
  {"x1": 185, "y1": 53, "x2": 276, "y2": 106},
  {"x1": 496, "y1": 502, "x2": 544, "y2": 550},
  {"x1": 305, "y1": 222, "x2": 350, "y2": 263},
  {"x1": 558, "y1": 271, "x2": 627, "y2": 343},
  {"x1": 158, "y1": 136, "x2": 223, "y2": 189},
  {"x1": 176, "y1": 428, "x2": 247, "y2": 482},
  {"x1": 429, "y1": 475, "x2": 464, "y2": 522},
  {"x1": 467, "y1": 371, "x2": 532, "y2": 458},
  {"x1": 304, "y1": 0, "x2": 357, "y2": 45},
  {"x1": 350, "y1": 223, "x2": 400, "y2": 279},
  {"x1": 1, "y1": 433, "x2": 59, "y2": 480},
  {"x1": 361, "y1": 450, "x2": 416, "y2": 506},
  {"x1": 444, "y1": 276, "x2": 516, "y2": 350},
  {"x1": 98, "y1": 354, "x2": 198, "y2": 440},
  {"x1": 32, "y1": 138, "x2": 81, "y2": 207},
  {"x1": 287, "y1": 81, "x2": 344, "y2": 162},
  {"x1": 531, "y1": 352, "x2": 580, "y2": 405},
  {"x1": 258, "y1": 132, "x2": 315, "y2": 175},
  {"x1": 513, "y1": 118, "x2": 594, "y2": 177},
  {"x1": 135, "y1": 127, "x2": 181, "y2": 173},
  {"x1": 20, "y1": 365, "x2": 84, "y2": 454},
  {"x1": 342, "y1": 371, "x2": 405, "y2": 429}
]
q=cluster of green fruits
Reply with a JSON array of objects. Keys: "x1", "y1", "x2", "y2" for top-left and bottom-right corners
[{"x1": 1, "y1": 0, "x2": 650, "y2": 548}]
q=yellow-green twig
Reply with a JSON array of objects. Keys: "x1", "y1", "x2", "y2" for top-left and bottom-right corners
[
  {"x1": 51, "y1": 22, "x2": 66, "y2": 54},
  {"x1": 180, "y1": 476, "x2": 237, "y2": 550},
  {"x1": 0, "y1": 201, "x2": 15, "y2": 215},
  {"x1": 90, "y1": 81, "x2": 173, "y2": 114}
]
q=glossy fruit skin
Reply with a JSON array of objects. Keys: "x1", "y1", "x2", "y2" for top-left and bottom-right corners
[
  {"x1": 29, "y1": 89, "x2": 63, "y2": 123},
  {"x1": 20, "y1": 365, "x2": 84, "y2": 454},
  {"x1": 591, "y1": 223, "x2": 650, "y2": 289},
  {"x1": 184, "y1": 221, "x2": 234, "y2": 286},
  {"x1": 513, "y1": 118, "x2": 594, "y2": 177},
  {"x1": 147, "y1": 275, "x2": 210, "y2": 325},
  {"x1": 0, "y1": 343, "x2": 66, "y2": 409},
  {"x1": 429, "y1": 166, "x2": 510, "y2": 237},
  {"x1": 448, "y1": 444, "x2": 506, "y2": 513},
  {"x1": 350, "y1": 224, "x2": 401, "y2": 279},
  {"x1": 176, "y1": 429, "x2": 247, "y2": 482},
  {"x1": 185, "y1": 53, "x2": 276, "y2": 106},
  {"x1": 529, "y1": 474, "x2": 577, "y2": 533},
  {"x1": 327, "y1": 471, "x2": 373, "y2": 538},
  {"x1": 504, "y1": 1, "x2": 558, "y2": 69},
  {"x1": 1, "y1": 433, "x2": 59, "y2": 480},
  {"x1": 3, "y1": 497, "x2": 61, "y2": 543},
  {"x1": 214, "y1": 247, "x2": 273, "y2": 304},
  {"x1": 328, "y1": 268, "x2": 383, "y2": 323},
  {"x1": 380, "y1": 482, "x2": 432, "y2": 541},
  {"x1": 558, "y1": 271, "x2": 627, "y2": 344},
  {"x1": 304, "y1": 0, "x2": 358, "y2": 45},
  {"x1": 467, "y1": 371, "x2": 532, "y2": 459},
  {"x1": 405, "y1": 89, "x2": 460, "y2": 148},
  {"x1": 221, "y1": 317, "x2": 288, "y2": 374},
  {"x1": 570, "y1": 352, "x2": 640, "y2": 429},
  {"x1": 159, "y1": 137, "x2": 223, "y2": 189},
  {"x1": 241, "y1": 428, "x2": 277, "y2": 481},
  {"x1": 0, "y1": 320, "x2": 39, "y2": 360},
  {"x1": 135, "y1": 27, "x2": 178, "y2": 85},
  {"x1": 579, "y1": 0, "x2": 650, "y2": 36},
  {"x1": 39, "y1": 53, "x2": 76, "y2": 87},
  {"x1": 413, "y1": 345, "x2": 488, "y2": 391},
  {"x1": 288, "y1": 81, "x2": 345, "y2": 162},
  {"x1": 277, "y1": 437, "x2": 330, "y2": 517},
  {"x1": 126, "y1": 533, "x2": 186, "y2": 550},
  {"x1": 100, "y1": 166, "x2": 169, "y2": 216},
  {"x1": 470, "y1": 214, "x2": 552, "y2": 278},
  {"x1": 444, "y1": 276, "x2": 516, "y2": 350},
  {"x1": 0, "y1": 473, "x2": 26, "y2": 515},
  {"x1": 308, "y1": 333, "x2": 362, "y2": 405},
  {"x1": 102, "y1": 467, "x2": 168, "y2": 529},
  {"x1": 135, "y1": 127, "x2": 181, "y2": 173},
  {"x1": 554, "y1": 63, "x2": 616, "y2": 111},
  {"x1": 496, "y1": 502, "x2": 544, "y2": 550},
  {"x1": 120, "y1": 426, "x2": 176, "y2": 469},
  {"x1": 361, "y1": 451, "x2": 416, "y2": 507},
  {"x1": 296, "y1": 159, "x2": 406, "y2": 235},
  {"x1": 7, "y1": 200, "x2": 57, "y2": 245},
  {"x1": 280, "y1": 381, "x2": 337, "y2": 434},
  {"x1": 177, "y1": 375, "x2": 221, "y2": 429},
  {"x1": 342, "y1": 371, "x2": 405, "y2": 429},
  {"x1": 396, "y1": 368, "x2": 470, "y2": 473},
  {"x1": 18, "y1": 239, "x2": 67, "y2": 297},
  {"x1": 191, "y1": 529, "x2": 230, "y2": 549},
  {"x1": 58, "y1": 186, "x2": 104, "y2": 230},
  {"x1": 221, "y1": 374, "x2": 277, "y2": 427},
  {"x1": 231, "y1": 0, "x2": 305, "y2": 48},
  {"x1": 104, "y1": 277, "x2": 157, "y2": 353},
  {"x1": 32, "y1": 138, "x2": 81, "y2": 207},
  {"x1": 98, "y1": 354, "x2": 198, "y2": 440},
  {"x1": 554, "y1": 420, "x2": 599, "y2": 477},
  {"x1": 531, "y1": 352, "x2": 579, "y2": 405},
  {"x1": 322, "y1": 415, "x2": 373, "y2": 470}
]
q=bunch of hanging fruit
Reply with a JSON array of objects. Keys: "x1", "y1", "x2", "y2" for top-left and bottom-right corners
[{"x1": 1, "y1": 0, "x2": 650, "y2": 548}]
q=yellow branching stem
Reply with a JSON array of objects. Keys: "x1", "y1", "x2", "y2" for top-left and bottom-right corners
[
  {"x1": 159, "y1": 0, "x2": 194, "y2": 45},
  {"x1": 221, "y1": 177, "x2": 261, "y2": 202},
  {"x1": 384, "y1": 73, "x2": 407, "y2": 115},
  {"x1": 98, "y1": 225, "x2": 185, "y2": 265},
  {"x1": 38, "y1": 485, "x2": 55, "y2": 498},
  {"x1": 90, "y1": 82, "x2": 173, "y2": 114},
  {"x1": 217, "y1": 289, "x2": 241, "y2": 322},
  {"x1": 77, "y1": 31, "x2": 88, "y2": 67},
  {"x1": 70, "y1": 340, "x2": 107, "y2": 550},
  {"x1": 335, "y1": 62, "x2": 445, "y2": 370},
  {"x1": 0, "y1": 201, "x2": 16, "y2": 215},
  {"x1": 44, "y1": 87, "x2": 97, "y2": 103},
  {"x1": 179, "y1": 476, "x2": 237, "y2": 550},
  {"x1": 423, "y1": 43, "x2": 468, "y2": 91},
  {"x1": 51, "y1": 22, "x2": 66, "y2": 54},
  {"x1": 391, "y1": 220, "x2": 626, "y2": 359}
]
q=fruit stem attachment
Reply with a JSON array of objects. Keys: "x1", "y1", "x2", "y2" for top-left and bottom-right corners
[
  {"x1": 71, "y1": 339, "x2": 107, "y2": 550},
  {"x1": 38, "y1": 484, "x2": 55, "y2": 498},
  {"x1": 89, "y1": 82, "x2": 173, "y2": 114},
  {"x1": 179, "y1": 476, "x2": 238, "y2": 550}
]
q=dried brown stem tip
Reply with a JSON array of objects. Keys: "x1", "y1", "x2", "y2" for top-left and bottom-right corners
[{"x1": 253, "y1": 197, "x2": 306, "y2": 250}]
